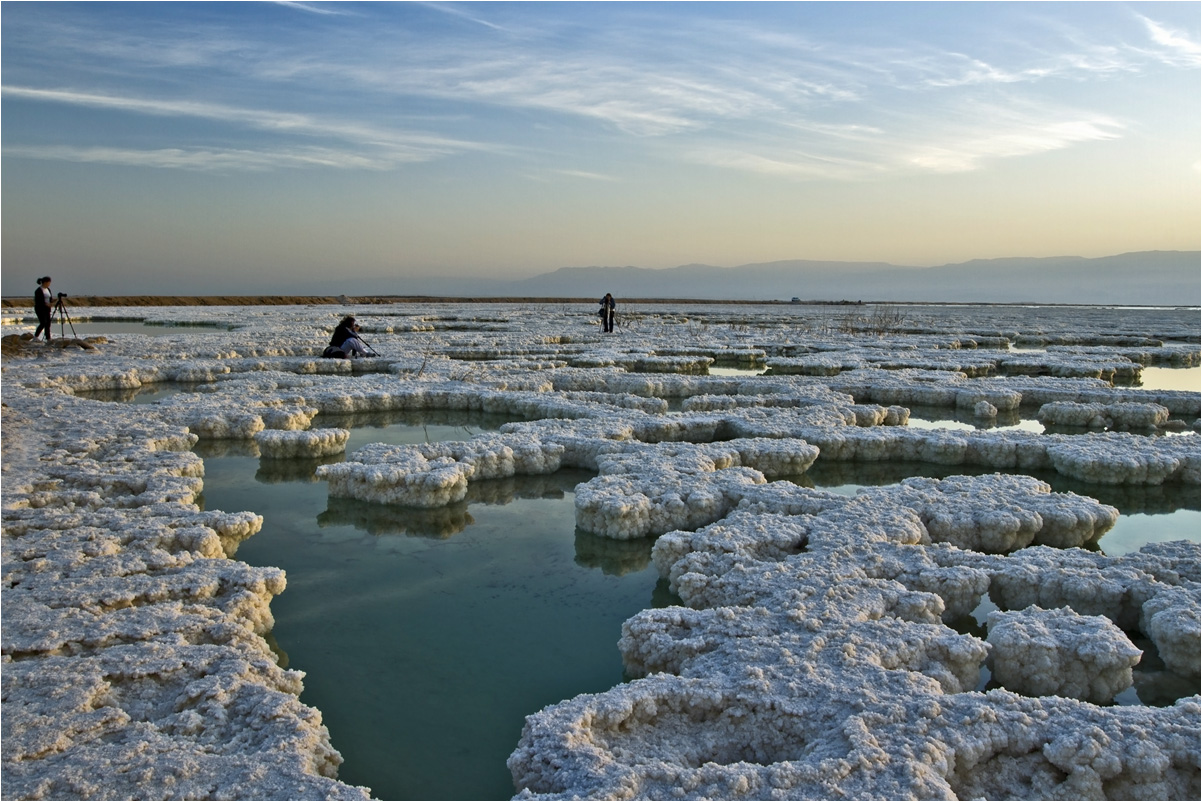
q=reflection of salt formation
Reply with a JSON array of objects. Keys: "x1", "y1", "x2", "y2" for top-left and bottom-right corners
[
  {"x1": 255, "y1": 456, "x2": 328, "y2": 484},
  {"x1": 511, "y1": 479, "x2": 1200, "y2": 800},
  {"x1": 315, "y1": 473, "x2": 588, "y2": 539},
  {"x1": 318, "y1": 497, "x2": 474, "y2": 539},
  {"x1": 573, "y1": 530, "x2": 655, "y2": 576}
]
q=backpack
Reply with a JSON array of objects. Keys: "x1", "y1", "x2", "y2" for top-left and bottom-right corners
[{"x1": 322, "y1": 345, "x2": 348, "y2": 359}]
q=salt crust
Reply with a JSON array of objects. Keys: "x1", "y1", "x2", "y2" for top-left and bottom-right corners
[
  {"x1": 512, "y1": 494, "x2": 1199, "y2": 801},
  {"x1": 1038, "y1": 401, "x2": 1171, "y2": 430},
  {"x1": 985, "y1": 606, "x2": 1143, "y2": 703},
  {"x1": 1, "y1": 395, "x2": 370, "y2": 800},
  {"x1": 255, "y1": 428, "x2": 350, "y2": 459},
  {"x1": 2, "y1": 303, "x2": 1198, "y2": 800}
]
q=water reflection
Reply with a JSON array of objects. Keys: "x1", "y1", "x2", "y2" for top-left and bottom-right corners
[
  {"x1": 708, "y1": 364, "x2": 768, "y2": 377},
  {"x1": 318, "y1": 497, "x2": 475, "y2": 539},
  {"x1": 315, "y1": 408, "x2": 524, "y2": 452},
  {"x1": 194, "y1": 439, "x2": 261, "y2": 459},
  {"x1": 316, "y1": 472, "x2": 594, "y2": 540},
  {"x1": 574, "y1": 529, "x2": 655, "y2": 576},
  {"x1": 906, "y1": 404, "x2": 1044, "y2": 434},
  {"x1": 1115, "y1": 366, "x2": 1202, "y2": 393}
]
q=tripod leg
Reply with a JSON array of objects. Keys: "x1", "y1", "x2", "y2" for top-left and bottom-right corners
[{"x1": 54, "y1": 300, "x2": 78, "y2": 340}]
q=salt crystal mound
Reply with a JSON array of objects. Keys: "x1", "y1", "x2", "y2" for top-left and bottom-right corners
[
  {"x1": 3, "y1": 302, "x2": 1198, "y2": 800},
  {"x1": 576, "y1": 439, "x2": 819, "y2": 539},
  {"x1": 512, "y1": 479, "x2": 1200, "y2": 800},
  {"x1": 254, "y1": 427, "x2": 350, "y2": 459},
  {"x1": 1140, "y1": 583, "x2": 1202, "y2": 676},
  {"x1": 1, "y1": 394, "x2": 369, "y2": 800},
  {"x1": 985, "y1": 605, "x2": 1142, "y2": 704},
  {"x1": 866, "y1": 474, "x2": 1119, "y2": 551},
  {"x1": 317, "y1": 434, "x2": 566, "y2": 507},
  {"x1": 1038, "y1": 401, "x2": 1171, "y2": 430}
]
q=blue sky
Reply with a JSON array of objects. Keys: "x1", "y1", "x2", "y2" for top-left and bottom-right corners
[{"x1": 2, "y1": 1, "x2": 1199, "y2": 295}]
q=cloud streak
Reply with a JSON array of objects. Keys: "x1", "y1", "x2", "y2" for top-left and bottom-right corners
[
  {"x1": 1, "y1": 85, "x2": 502, "y2": 167},
  {"x1": 3, "y1": 144, "x2": 404, "y2": 172}
]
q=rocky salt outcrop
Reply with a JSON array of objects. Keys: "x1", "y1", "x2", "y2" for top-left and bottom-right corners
[{"x1": 511, "y1": 479, "x2": 1200, "y2": 800}]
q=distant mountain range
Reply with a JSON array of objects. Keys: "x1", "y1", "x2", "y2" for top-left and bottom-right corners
[{"x1": 397, "y1": 251, "x2": 1199, "y2": 306}]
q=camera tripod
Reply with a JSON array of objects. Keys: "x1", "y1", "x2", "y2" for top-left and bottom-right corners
[{"x1": 52, "y1": 294, "x2": 77, "y2": 339}]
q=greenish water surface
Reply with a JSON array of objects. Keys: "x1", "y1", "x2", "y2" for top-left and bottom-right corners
[{"x1": 197, "y1": 426, "x2": 674, "y2": 800}]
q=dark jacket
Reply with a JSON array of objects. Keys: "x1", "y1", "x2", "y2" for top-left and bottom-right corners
[{"x1": 330, "y1": 323, "x2": 357, "y2": 348}]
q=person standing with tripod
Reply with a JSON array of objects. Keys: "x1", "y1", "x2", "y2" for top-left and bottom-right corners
[{"x1": 34, "y1": 276, "x2": 53, "y2": 341}]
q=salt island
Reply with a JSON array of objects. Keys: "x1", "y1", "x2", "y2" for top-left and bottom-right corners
[{"x1": 2, "y1": 301, "x2": 1199, "y2": 800}]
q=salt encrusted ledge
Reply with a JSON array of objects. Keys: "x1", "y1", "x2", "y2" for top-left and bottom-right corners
[
  {"x1": 509, "y1": 480, "x2": 1201, "y2": 800},
  {"x1": 1, "y1": 391, "x2": 370, "y2": 800}
]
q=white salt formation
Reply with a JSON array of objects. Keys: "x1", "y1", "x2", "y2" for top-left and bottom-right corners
[
  {"x1": 255, "y1": 427, "x2": 350, "y2": 458},
  {"x1": 986, "y1": 606, "x2": 1143, "y2": 703},
  {"x1": 2, "y1": 301, "x2": 1198, "y2": 800}
]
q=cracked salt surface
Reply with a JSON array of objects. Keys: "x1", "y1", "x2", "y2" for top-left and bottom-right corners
[{"x1": 2, "y1": 302, "x2": 1199, "y2": 801}]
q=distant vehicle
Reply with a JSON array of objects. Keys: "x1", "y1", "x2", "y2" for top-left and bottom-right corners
[{"x1": 790, "y1": 297, "x2": 801, "y2": 304}]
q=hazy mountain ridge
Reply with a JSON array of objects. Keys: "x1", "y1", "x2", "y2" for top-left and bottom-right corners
[{"x1": 491, "y1": 250, "x2": 1199, "y2": 305}]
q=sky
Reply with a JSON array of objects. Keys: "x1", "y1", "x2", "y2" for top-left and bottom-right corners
[{"x1": 2, "y1": 1, "x2": 1199, "y2": 296}]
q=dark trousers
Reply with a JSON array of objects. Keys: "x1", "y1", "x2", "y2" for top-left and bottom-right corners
[
  {"x1": 35, "y1": 306, "x2": 52, "y2": 340},
  {"x1": 603, "y1": 311, "x2": 614, "y2": 332}
]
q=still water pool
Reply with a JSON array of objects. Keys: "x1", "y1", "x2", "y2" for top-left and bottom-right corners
[
  {"x1": 197, "y1": 418, "x2": 1200, "y2": 799},
  {"x1": 198, "y1": 440, "x2": 675, "y2": 800}
]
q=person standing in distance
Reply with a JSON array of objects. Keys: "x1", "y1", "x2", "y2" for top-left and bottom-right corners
[
  {"x1": 599, "y1": 292, "x2": 616, "y2": 333},
  {"x1": 34, "y1": 277, "x2": 53, "y2": 341}
]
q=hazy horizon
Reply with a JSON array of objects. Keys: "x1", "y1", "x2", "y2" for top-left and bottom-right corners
[{"x1": 2, "y1": 2, "x2": 1199, "y2": 297}]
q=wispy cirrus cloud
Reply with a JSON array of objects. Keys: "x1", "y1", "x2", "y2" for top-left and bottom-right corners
[
  {"x1": 905, "y1": 113, "x2": 1125, "y2": 173},
  {"x1": 1, "y1": 85, "x2": 502, "y2": 168},
  {"x1": 1, "y1": 3, "x2": 1191, "y2": 181},
  {"x1": 552, "y1": 169, "x2": 620, "y2": 182},
  {"x1": 1139, "y1": 14, "x2": 1202, "y2": 66},
  {"x1": 273, "y1": 1, "x2": 350, "y2": 16},
  {"x1": 681, "y1": 146, "x2": 886, "y2": 181},
  {"x1": 2, "y1": 144, "x2": 397, "y2": 171}
]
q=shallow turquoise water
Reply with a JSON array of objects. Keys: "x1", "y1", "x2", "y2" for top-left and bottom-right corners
[{"x1": 198, "y1": 438, "x2": 674, "y2": 801}]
